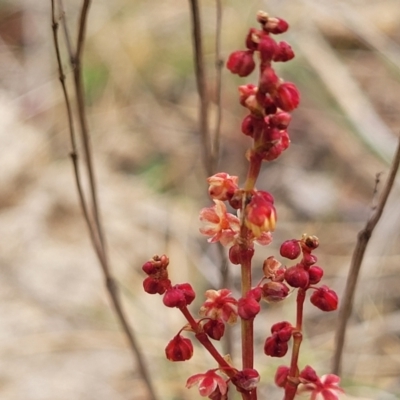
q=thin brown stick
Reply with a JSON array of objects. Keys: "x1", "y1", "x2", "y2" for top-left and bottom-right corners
[
  {"x1": 188, "y1": 0, "x2": 213, "y2": 176},
  {"x1": 213, "y1": 0, "x2": 223, "y2": 167},
  {"x1": 51, "y1": 2, "x2": 158, "y2": 399},
  {"x1": 332, "y1": 136, "x2": 400, "y2": 375}
]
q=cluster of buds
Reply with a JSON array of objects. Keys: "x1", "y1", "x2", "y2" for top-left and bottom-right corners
[
  {"x1": 142, "y1": 10, "x2": 343, "y2": 400},
  {"x1": 227, "y1": 10, "x2": 299, "y2": 162}
]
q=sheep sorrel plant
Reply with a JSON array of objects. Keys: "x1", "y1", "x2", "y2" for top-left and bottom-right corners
[{"x1": 142, "y1": 11, "x2": 343, "y2": 400}]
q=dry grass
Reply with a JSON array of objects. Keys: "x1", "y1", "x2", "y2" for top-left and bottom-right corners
[{"x1": 0, "y1": 0, "x2": 400, "y2": 399}]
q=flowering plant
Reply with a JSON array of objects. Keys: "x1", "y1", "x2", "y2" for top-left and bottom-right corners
[{"x1": 142, "y1": 11, "x2": 343, "y2": 400}]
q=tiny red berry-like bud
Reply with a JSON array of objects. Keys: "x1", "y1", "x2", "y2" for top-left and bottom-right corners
[
  {"x1": 238, "y1": 295, "x2": 260, "y2": 320},
  {"x1": 308, "y1": 266, "x2": 324, "y2": 284},
  {"x1": 275, "y1": 365, "x2": 290, "y2": 387},
  {"x1": 261, "y1": 281, "x2": 289, "y2": 303},
  {"x1": 227, "y1": 50, "x2": 255, "y2": 77},
  {"x1": 143, "y1": 276, "x2": 171, "y2": 295},
  {"x1": 273, "y1": 41, "x2": 295, "y2": 62},
  {"x1": 163, "y1": 283, "x2": 196, "y2": 308},
  {"x1": 245, "y1": 28, "x2": 260, "y2": 51},
  {"x1": 203, "y1": 318, "x2": 225, "y2": 341},
  {"x1": 264, "y1": 17, "x2": 289, "y2": 34},
  {"x1": 270, "y1": 111, "x2": 292, "y2": 129},
  {"x1": 280, "y1": 239, "x2": 301, "y2": 259},
  {"x1": 302, "y1": 252, "x2": 318, "y2": 266},
  {"x1": 271, "y1": 321, "x2": 293, "y2": 342},
  {"x1": 259, "y1": 66, "x2": 279, "y2": 94},
  {"x1": 241, "y1": 115, "x2": 255, "y2": 137},
  {"x1": 233, "y1": 369, "x2": 260, "y2": 391},
  {"x1": 264, "y1": 335, "x2": 289, "y2": 357},
  {"x1": 165, "y1": 334, "x2": 193, "y2": 361},
  {"x1": 258, "y1": 34, "x2": 277, "y2": 63},
  {"x1": 310, "y1": 285, "x2": 338, "y2": 312},
  {"x1": 273, "y1": 82, "x2": 300, "y2": 111},
  {"x1": 228, "y1": 244, "x2": 254, "y2": 265},
  {"x1": 285, "y1": 265, "x2": 309, "y2": 288}
]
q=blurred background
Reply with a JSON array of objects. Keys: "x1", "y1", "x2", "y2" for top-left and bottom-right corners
[{"x1": 0, "y1": 0, "x2": 400, "y2": 399}]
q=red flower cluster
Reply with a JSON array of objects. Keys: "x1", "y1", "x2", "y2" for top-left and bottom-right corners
[{"x1": 227, "y1": 10, "x2": 300, "y2": 161}]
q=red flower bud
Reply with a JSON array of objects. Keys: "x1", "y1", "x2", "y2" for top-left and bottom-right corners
[
  {"x1": 273, "y1": 41, "x2": 295, "y2": 62},
  {"x1": 238, "y1": 295, "x2": 260, "y2": 320},
  {"x1": 273, "y1": 82, "x2": 300, "y2": 111},
  {"x1": 280, "y1": 239, "x2": 301, "y2": 260},
  {"x1": 143, "y1": 276, "x2": 171, "y2": 295},
  {"x1": 228, "y1": 244, "x2": 254, "y2": 265},
  {"x1": 284, "y1": 265, "x2": 309, "y2": 289},
  {"x1": 245, "y1": 28, "x2": 260, "y2": 51},
  {"x1": 258, "y1": 35, "x2": 277, "y2": 63},
  {"x1": 259, "y1": 66, "x2": 280, "y2": 94},
  {"x1": 263, "y1": 17, "x2": 289, "y2": 34},
  {"x1": 302, "y1": 253, "x2": 317, "y2": 266},
  {"x1": 203, "y1": 318, "x2": 225, "y2": 341},
  {"x1": 275, "y1": 365, "x2": 290, "y2": 387},
  {"x1": 227, "y1": 50, "x2": 255, "y2": 77},
  {"x1": 308, "y1": 266, "x2": 324, "y2": 284},
  {"x1": 310, "y1": 285, "x2": 338, "y2": 312},
  {"x1": 165, "y1": 334, "x2": 193, "y2": 361},
  {"x1": 241, "y1": 115, "x2": 255, "y2": 137},
  {"x1": 163, "y1": 283, "x2": 195, "y2": 308},
  {"x1": 271, "y1": 321, "x2": 293, "y2": 342},
  {"x1": 261, "y1": 281, "x2": 289, "y2": 303},
  {"x1": 264, "y1": 335, "x2": 288, "y2": 357},
  {"x1": 270, "y1": 111, "x2": 292, "y2": 129}
]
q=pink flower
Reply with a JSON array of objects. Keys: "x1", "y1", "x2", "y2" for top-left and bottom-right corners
[
  {"x1": 199, "y1": 200, "x2": 240, "y2": 246},
  {"x1": 298, "y1": 366, "x2": 344, "y2": 400},
  {"x1": 186, "y1": 370, "x2": 228, "y2": 397},
  {"x1": 207, "y1": 173, "x2": 239, "y2": 201},
  {"x1": 199, "y1": 289, "x2": 238, "y2": 324}
]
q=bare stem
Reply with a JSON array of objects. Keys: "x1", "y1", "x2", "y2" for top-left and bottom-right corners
[
  {"x1": 332, "y1": 136, "x2": 400, "y2": 375},
  {"x1": 51, "y1": 2, "x2": 158, "y2": 399},
  {"x1": 188, "y1": 0, "x2": 213, "y2": 176}
]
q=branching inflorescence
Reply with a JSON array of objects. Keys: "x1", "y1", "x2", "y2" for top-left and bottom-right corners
[{"x1": 142, "y1": 11, "x2": 344, "y2": 400}]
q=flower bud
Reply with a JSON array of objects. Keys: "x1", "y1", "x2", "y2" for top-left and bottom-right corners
[
  {"x1": 258, "y1": 67, "x2": 279, "y2": 93},
  {"x1": 273, "y1": 41, "x2": 295, "y2": 62},
  {"x1": 271, "y1": 321, "x2": 293, "y2": 342},
  {"x1": 303, "y1": 235, "x2": 319, "y2": 250},
  {"x1": 143, "y1": 276, "x2": 171, "y2": 295},
  {"x1": 280, "y1": 239, "x2": 301, "y2": 260},
  {"x1": 261, "y1": 281, "x2": 289, "y2": 303},
  {"x1": 238, "y1": 295, "x2": 260, "y2": 320},
  {"x1": 163, "y1": 283, "x2": 195, "y2": 308},
  {"x1": 270, "y1": 111, "x2": 292, "y2": 129},
  {"x1": 165, "y1": 334, "x2": 193, "y2": 361},
  {"x1": 228, "y1": 244, "x2": 254, "y2": 265},
  {"x1": 302, "y1": 253, "x2": 317, "y2": 266},
  {"x1": 258, "y1": 35, "x2": 277, "y2": 63},
  {"x1": 274, "y1": 365, "x2": 290, "y2": 387},
  {"x1": 227, "y1": 50, "x2": 256, "y2": 77},
  {"x1": 241, "y1": 115, "x2": 255, "y2": 137},
  {"x1": 203, "y1": 318, "x2": 225, "y2": 341},
  {"x1": 264, "y1": 335, "x2": 288, "y2": 357},
  {"x1": 308, "y1": 266, "x2": 324, "y2": 284},
  {"x1": 245, "y1": 28, "x2": 260, "y2": 51},
  {"x1": 273, "y1": 82, "x2": 300, "y2": 111},
  {"x1": 263, "y1": 17, "x2": 289, "y2": 34},
  {"x1": 310, "y1": 285, "x2": 338, "y2": 312},
  {"x1": 284, "y1": 265, "x2": 309, "y2": 288}
]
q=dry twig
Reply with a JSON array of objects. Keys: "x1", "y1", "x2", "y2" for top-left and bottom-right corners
[
  {"x1": 51, "y1": 2, "x2": 158, "y2": 399},
  {"x1": 332, "y1": 136, "x2": 400, "y2": 375}
]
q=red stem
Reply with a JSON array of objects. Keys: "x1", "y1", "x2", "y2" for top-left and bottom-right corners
[{"x1": 284, "y1": 289, "x2": 306, "y2": 400}]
